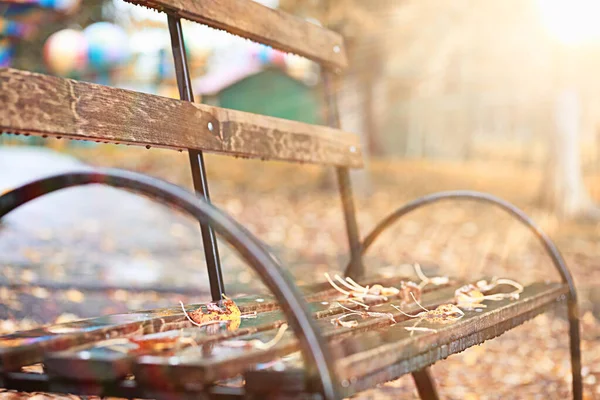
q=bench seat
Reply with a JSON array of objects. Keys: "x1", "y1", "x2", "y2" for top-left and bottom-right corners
[{"x1": 0, "y1": 274, "x2": 567, "y2": 399}]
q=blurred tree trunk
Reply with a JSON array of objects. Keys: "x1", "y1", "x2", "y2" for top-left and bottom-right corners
[
  {"x1": 539, "y1": 45, "x2": 600, "y2": 219},
  {"x1": 359, "y1": 45, "x2": 383, "y2": 156},
  {"x1": 280, "y1": 0, "x2": 388, "y2": 193},
  {"x1": 539, "y1": 90, "x2": 600, "y2": 219},
  {"x1": 279, "y1": 0, "x2": 387, "y2": 158}
]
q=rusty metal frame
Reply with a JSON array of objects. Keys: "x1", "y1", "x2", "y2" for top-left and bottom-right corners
[
  {"x1": 0, "y1": 169, "x2": 340, "y2": 400},
  {"x1": 347, "y1": 190, "x2": 582, "y2": 400},
  {"x1": 321, "y1": 72, "x2": 364, "y2": 280},
  {"x1": 167, "y1": 14, "x2": 226, "y2": 302}
]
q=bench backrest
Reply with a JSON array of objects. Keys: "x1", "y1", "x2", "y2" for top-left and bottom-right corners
[
  {"x1": 125, "y1": 0, "x2": 348, "y2": 70},
  {"x1": 0, "y1": 68, "x2": 362, "y2": 168},
  {"x1": 0, "y1": 0, "x2": 365, "y2": 296}
]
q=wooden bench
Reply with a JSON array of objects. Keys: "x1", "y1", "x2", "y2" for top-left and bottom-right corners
[{"x1": 0, "y1": 1, "x2": 582, "y2": 399}]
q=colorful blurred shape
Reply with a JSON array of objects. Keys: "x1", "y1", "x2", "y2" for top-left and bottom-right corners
[
  {"x1": 0, "y1": 18, "x2": 31, "y2": 38},
  {"x1": 0, "y1": 38, "x2": 15, "y2": 67},
  {"x1": 83, "y1": 22, "x2": 130, "y2": 72},
  {"x1": 43, "y1": 28, "x2": 87, "y2": 75}
]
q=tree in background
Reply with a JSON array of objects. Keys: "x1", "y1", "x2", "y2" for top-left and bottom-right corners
[
  {"x1": 284, "y1": 0, "x2": 600, "y2": 220},
  {"x1": 536, "y1": 51, "x2": 600, "y2": 219},
  {"x1": 279, "y1": 0, "x2": 477, "y2": 158},
  {"x1": 539, "y1": 86, "x2": 600, "y2": 219},
  {"x1": 536, "y1": 0, "x2": 600, "y2": 219},
  {"x1": 280, "y1": 0, "x2": 389, "y2": 156}
]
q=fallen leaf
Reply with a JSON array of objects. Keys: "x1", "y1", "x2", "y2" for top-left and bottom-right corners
[{"x1": 181, "y1": 295, "x2": 241, "y2": 331}]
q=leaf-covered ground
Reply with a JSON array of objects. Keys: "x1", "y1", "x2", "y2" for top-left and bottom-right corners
[{"x1": 2, "y1": 146, "x2": 600, "y2": 399}]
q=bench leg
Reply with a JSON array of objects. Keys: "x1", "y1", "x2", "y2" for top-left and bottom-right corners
[
  {"x1": 569, "y1": 298, "x2": 583, "y2": 400},
  {"x1": 412, "y1": 368, "x2": 439, "y2": 400}
]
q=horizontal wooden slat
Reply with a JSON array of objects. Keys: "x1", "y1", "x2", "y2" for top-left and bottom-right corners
[
  {"x1": 0, "y1": 311, "x2": 188, "y2": 372},
  {"x1": 229, "y1": 282, "x2": 569, "y2": 398},
  {"x1": 43, "y1": 275, "x2": 414, "y2": 381},
  {"x1": 0, "y1": 274, "x2": 401, "y2": 372},
  {"x1": 0, "y1": 295, "x2": 281, "y2": 371},
  {"x1": 131, "y1": 283, "x2": 462, "y2": 389},
  {"x1": 0, "y1": 283, "x2": 571, "y2": 398},
  {"x1": 133, "y1": 282, "x2": 567, "y2": 393},
  {"x1": 334, "y1": 283, "x2": 567, "y2": 381},
  {"x1": 124, "y1": 0, "x2": 347, "y2": 70},
  {"x1": 0, "y1": 68, "x2": 363, "y2": 168}
]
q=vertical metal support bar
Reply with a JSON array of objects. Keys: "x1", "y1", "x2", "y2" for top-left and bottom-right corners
[
  {"x1": 568, "y1": 297, "x2": 583, "y2": 399},
  {"x1": 322, "y1": 72, "x2": 364, "y2": 279},
  {"x1": 412, "y1": 368, "x2": 440, "y2": 400},
  {"x1": 167, "y1": 15, "x2": 226, "y2": 301}
]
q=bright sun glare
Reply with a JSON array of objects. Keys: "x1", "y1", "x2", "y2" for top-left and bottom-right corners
[{"x1": 537, "y1": 0, "x2": 600, "y2": 45}]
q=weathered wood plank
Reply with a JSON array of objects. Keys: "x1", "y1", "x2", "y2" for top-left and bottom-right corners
[
  {"x1": 4, "y1": 282, "x2": 566, "y2": 398},
  {"x1": 0, "y1": 274, "x2": 404, "y2": 372},
  {"x1": 124, "y1": 0, "x2": 347, "y2": 70},
  {"x1": 0, "y1": 311, "x2": 188, "y2": 372},
  {"x1": 132, "y1": 282, "x2": 567, "y2": 391},
  {"x1": 43, "y1": 274, "x2": 418, "y2": 381},
  {"x1": 238, "y1": 282, "x2": 569, "y2": 399},
  {"x1": 335, "y1": 282, "x2": 568, "y2": 396},
  {"x1": 44, "y1": 311, "x2": 286, "y2": 382},
  {"x1": 0, "y1": 68, "x2": 362, "y2": 167},
  {"x1": 0, "y1": 296, "x2": 280, "y2": 372},
  {"x1": 131, "y1": 283, "x2": 462, "y2": 389}
]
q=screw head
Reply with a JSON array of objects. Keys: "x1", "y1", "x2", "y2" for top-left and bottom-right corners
[{"x1": 333, "y1": 45, "x2": 341, "y2": 53}]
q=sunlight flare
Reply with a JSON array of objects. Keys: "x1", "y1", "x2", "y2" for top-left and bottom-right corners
[{"x1": 537, "y1": 0, "x2": 600, "y2": 45}]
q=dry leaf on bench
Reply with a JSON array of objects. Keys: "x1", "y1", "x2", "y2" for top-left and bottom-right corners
[{"x1": 180, "y1": 295, "x2": 242, "y2": 331}]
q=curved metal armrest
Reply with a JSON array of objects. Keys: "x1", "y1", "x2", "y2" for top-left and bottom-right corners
[
  {"x1": 348, "y1": 190, "x2": 581, "y2": 399},
  {"x1": 0, "y1": 168, "x2": 340, "y2": 400}
]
